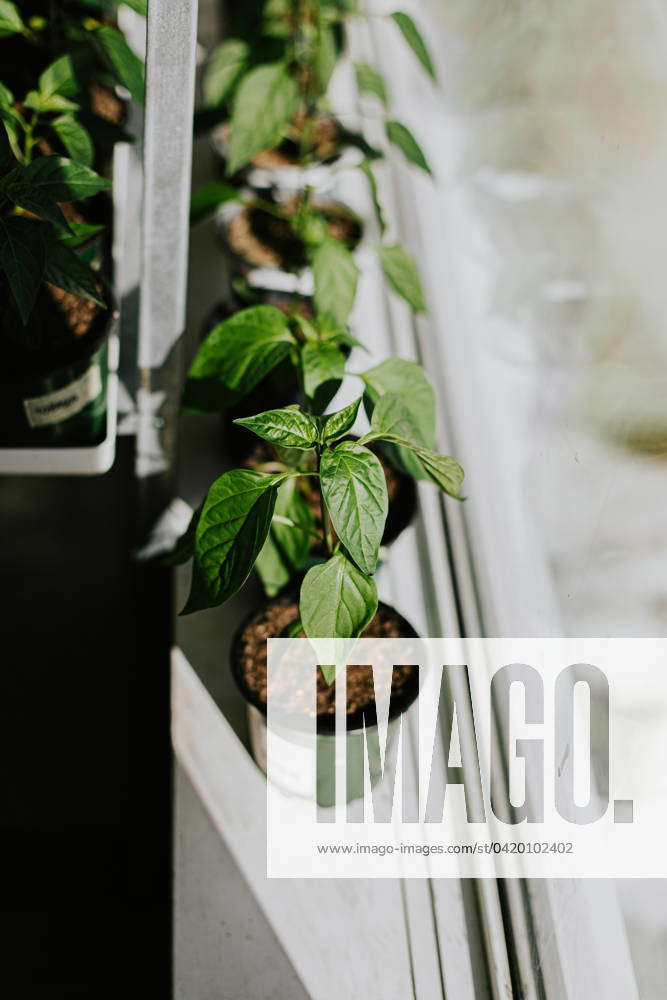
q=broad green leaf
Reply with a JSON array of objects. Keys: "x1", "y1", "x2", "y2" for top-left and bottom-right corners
[
  {"x1": 2, "y1": 171, "x2": 70, "y2": 231},
  {"x1": 255, "y1": 479, "x2": 315, "y2": 596},
  {"x1": 21, "y1": 155, "x2": 111, "y2": 201},
  {"x1": 321, "y1": 397, "x2": 361, "y2": 443},
  {"x1": 0, "y1": 81, "x2": 14, "y2": 107},
  {"x1": 182, "y1": 469, "x2": 290, "y2": 614},
  {"x1": 227, "y1": 62, "x2": 299, "y2": 174},
  {"x1": 358, "y1": 158, "x2": 385, "y2": 235},
  {"x1": 0, "y1": 1, "x2": 24, "y2": 38},
  {"x1": 24, "y1": 90, "x2": 79, "y2": 113},
  {"x1": 95, "y1": 25, "x2": 145, "y2": 105},
  {"x1": 43, "y1": 241, "x2": 107, "y2": 309},
  {"x1": 410, "y1": 447, "x2": 464, "y2": 498},
  {"x1": 390, "y1": 11, "x2": 436, "y2": 80},
  {"x1": 203, "y1": 38, "x2": 249, "y2": 107},
  {"x1": 0, "y1": 217, "x2": 46, "y2": 323},
  {"x1": 0, "y1": 112, "x2": 15, "y2": 172},
  {"x1": 300, "y1": 551, "x2": 378, "y2": 680},
  {"x1": 119, "y1": 0, "x2": 147, "y2": 13},
  {"x1": 385, "y1": 120, "x2": 432, "y2": 175},
  {"x1": 368, "y1": 394, "x2": 464, "y2": 497},
  {"x1": 190, "y1": 180, "x2": 239, "y2": 224},
  {"x1": 187, "y1": 305, "x2": 296, "y2": 395},
  {"x1": 320, "y1": 441, "x2": 387, "y2": 574},
  {"x1": 39, "y1": 54, "x2": 80, "y2": 99},
  {"x1": 377, "y1": 244, "x2": 426, "y2": 313},
  {"x1": 312, "y1": 238, "x2": 359, "y2": 324},
  {"x1": 362, "y1": 358, "x2": 435, "y2": 478},
  {"x1": 0, "y1": 106, "x2": 21, "y2": 161},
  {"x1": 234, "y1": 406, "x2": 319, "y2": 449},
  {"x1": 301, "y1": 341, "x2": 345, "y2": 399},
  {"x1": 354, "y1": 62, "x2": 387, "y2": 104},
  {"x1": 50, "y1": 115, "x2": 94, "y2": 167},
  {"x1": 57, "y1": 221, "x2": 105, "y2": 248}
]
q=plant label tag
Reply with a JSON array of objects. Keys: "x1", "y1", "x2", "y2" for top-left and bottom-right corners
[{"x1": 23, "y1": 364, "x2": 102, "y2": 428}]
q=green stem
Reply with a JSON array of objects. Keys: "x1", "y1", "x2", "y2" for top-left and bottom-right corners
[{"x1": 315, "y1": 449, "x2": 333, "y2": 555}]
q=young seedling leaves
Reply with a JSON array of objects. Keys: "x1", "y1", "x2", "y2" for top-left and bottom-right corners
[
  {"x1": 187, "y1": 305, "x2": 296, "y2": 396},
  {"x1": 38, "y1": 54, "x2": 81, "y2": 99},
  {"x1": 227, "y1": 62, "x2": 299, "y2": 174},
  {"x1": 43, "y1": 241, "x2": 106, "y2": 309},
  {"x1": 377, "y1": 244, "x2": 427, "y2": 313},
  {"x1": 358, "y1": 158, "x2": 385, "y2": 235},
  {"x1": 181, "y1": 469, "x2": 290, "y2": 614},
  {"x1": 50, "y1": 116, "x2": 94, "y2": 167},
  {"x1": 300, "y1": 550, "x2": 378, "y2": 682},
  {"x1": 234, "y1": 406, "x2": 320, "y2": 450},
  {"x1": 321, "y1": 397, "x2": 361, "y2": 443},
  {"x1": 0, "y1": 1, "x2": 25, "y2": 38},
  {"x1": 354, "y1": 62, "x2": 387, "y2": 105},
  {"x1": 0, "y1": 216, "x2": 46, "y2": 324},
  {"x1": 255, "y1": 479, "x2": 315, "y2": 597},
  {"x1": 385, "y1": 120, "x2": 432, "y2": 175},
  {"x1": 316, "y1": 25, "x2": 338, "y2": 92},
  {"x1": 94, "y1": 26, "x2": 145, "y2": 105},
  {"x1": 312, "y1": 238, "x2": 359, "y2": 325},
  {"x1": 320, "y1": 441, "x2": 388, "y2": 574},
  {"x1": 190, "y1": 181, "x2": 239, "y2": 224},
  {"x1": 301, "y1": 340, "x2": 345, "y2": 401},
  {"x1": 21, "y1": 155, "x2": 111, "y2": 201},
  {"x1": 368, "y1": 394, "x2": 464, "y2": 498},
  {"x1": 361, "y1": 358, "x2": 435, "y2": 479},
  {"x1": 390, "y1": 12, "x2": 437, "y2": 81},
  {"x1": 203, "y1": 38, "x2": 249, "y2": 108}
]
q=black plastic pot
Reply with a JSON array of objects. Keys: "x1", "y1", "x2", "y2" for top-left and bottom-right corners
[{"x1": 0, "y1": 285, "x2": 117, "y2": 448}]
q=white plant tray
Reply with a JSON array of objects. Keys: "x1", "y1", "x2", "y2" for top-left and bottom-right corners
[{"x1": 0, "y1": 332, "x2": 119, "y2": 476}]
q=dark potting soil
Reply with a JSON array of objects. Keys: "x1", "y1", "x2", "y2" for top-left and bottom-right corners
[
  {"x1": 236, "y1": 596, "x2": 418, "y2": 720},
  {"x1": 226, "y1": 200, "x2": 362, "y2": 271}
]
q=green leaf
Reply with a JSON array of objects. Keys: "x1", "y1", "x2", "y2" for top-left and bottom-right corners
[
  {"x1": 368, "y1": 394, "x2": 464, "y2": 497},
  {"x1": 190, "y1": 180, "x2": 239, "y2": 224},
  {"x1": 227, "y1": 62, "x2": 299, "y2": 174},
  {"x1": 21, "y1": 155, "x2": 111, "y2": 201},
  {"x1": 39, "y1": 54, "x2": 80, "y2": 99},
  {"x1": 390, "y1": 11, "x2": 436, "y2": 80},
  {"x1": 234, "y1": 406, "x2": 320, "y2": 449},
  {"x1": 203, "y1": 39, "x2": 249, "y2": 108},
  {"x1": 321, "y1": 397, "x2": 361, "y2": 443},
  {"x1": 312, "y1": 238, "x2": 359, "y2": 324},
  {"x1": 300, "y1": 550, "x2": 377, "y2": 674},
  {"x1": 320, "y1": 441, "x2": 387, "y2": 574},
  {"x1": 377, "y1": 244, "x2": 426, "y2": 312},
  {"x1": 57, "y1": 221, "x2": 105, "y2": 248},
  {"x1": 24, "y1": 90, "x2": 79, "y2": 113},
  {"x1": 164, "y1": 505, "x2": 201, "y2": 566},
  {"x1": 43, "y1": 241, "x2": 106, "y2": 309},
  {"x1": 181, "y1": 469, "x2": 290, "y2": 614},
  {"x1": 0, "y1": 1, "x2": 24, "y2": 38},
  {"x1": 315, "y1": 24, "x2": 338, "y2": 92},
  {"x1": 94, "y1": 25, "x2": 145, "y2": 105},
  {"x1": 361, "y1": 358, "x2": 435, "y2": 478},
  {"x1": 354, "y1": 62, "x2": 387, "y2": 104},
  {"x1": 358, "y1": 158, "x2": 385, "y2": 235},
  {"x1": 0, "y1": 81, "x2": 14, "y2": 107},
  {"x1": 187, "y1": 305, "x2": 296, "y2": 396},
  {"x1": 0, "y1": 106, "x2": 21, "y2": 161},
  {"x1": 255, "y1": 479, "x2": 315, "y2": 596},
  {"x1": 50, "y1": 115, "x2": 94, "y2": 167},
  {"x1": 0, "y1": 217, "x2": 46, "y2": 324},
  {"x1": 2, "y1": 172, "x2": 71, "y2": 231},
  {"x1": 385, "y1": 120, "x2": 431, "y2": 175},
  {"x1": 119, "y1": 0, "x2": 147, "y2": 13},
  {"x1": 301, "y1": 340, "x2": 345, "y2": 400}
]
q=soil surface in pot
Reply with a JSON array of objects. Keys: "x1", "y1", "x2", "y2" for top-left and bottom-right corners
[
  {"x1": 226, "y1": 198, "x2": 362, "y2": 271},
  {"x1": 242, "y1": 437, "x2": 415, "y2": 547},
  {"x1": 237, "y1": 596, "x2": 418, "y2": 720},
  {"x1": 214, "y1": 113, "x2": 342, "y2": 171}
]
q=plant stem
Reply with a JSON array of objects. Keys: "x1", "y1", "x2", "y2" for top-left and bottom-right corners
[{"x1": 315, "y1": 448, "x2": 333, "y2": 555}]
